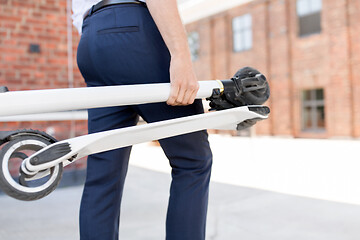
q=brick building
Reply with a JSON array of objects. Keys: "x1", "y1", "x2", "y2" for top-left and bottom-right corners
[
  {"x1": 185, "y1": 0, "x2": 360, "y2": 138},
  {"x1": 1, "y1": 0, "x2": 360, "y2": 142},
  {"x1": 0, "y1": 0, "x2": 87, "y2": 177}
]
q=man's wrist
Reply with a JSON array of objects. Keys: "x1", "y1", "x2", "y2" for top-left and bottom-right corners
[{"x1": 170, "y1": 49, "x2": 192, "y2": 60}]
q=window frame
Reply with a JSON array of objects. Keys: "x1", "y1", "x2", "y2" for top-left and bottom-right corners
[
  {"x1": 301, "y1": 88, "x2": 326, "y2": 132},
  {"x1": 232, "y1": 14, "x2": 253, "y2": 53},
  {"x1": 296, "y1": 0, "x2": 322, "y2": 37}
]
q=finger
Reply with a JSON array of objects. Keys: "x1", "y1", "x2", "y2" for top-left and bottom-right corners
[
  {"x1": 181, "y1": 89, "x2": 193, "y2": 105},
  {"x1": 167, "y1": 85, "x2": 179, "y2": 105},
  {"x1": 175, "y1": 85, "x2": 186, "y2": 105},
  {"x1": 187, "y1": 89, "x2": 198, "y2": 105},
  {"x1": 183, "y1": 82, "x2": 199, "y2": 105}
]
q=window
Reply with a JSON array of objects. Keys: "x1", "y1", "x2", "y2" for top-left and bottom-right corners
[
  {"x1": 301, "y1": 89, "x2": 325, "y2": 132},
  {"x1": 297, "y1": 0, "x2": 322, "y2": 36},
  {"x1": 188, "y1": 31, "x2": 200, "y2": 61},
  {"x1": 232, "y1": 14, "x2": 252, "y2": 52}
]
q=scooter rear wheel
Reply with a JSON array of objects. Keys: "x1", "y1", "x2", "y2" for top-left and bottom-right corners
[{"x1": 0, "y1": 136, "x2": 63, "y2": 201}]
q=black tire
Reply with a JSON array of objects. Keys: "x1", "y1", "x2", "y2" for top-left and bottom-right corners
[{"x1": 0, "y1": 136, "x2": 63, "y2": 201}]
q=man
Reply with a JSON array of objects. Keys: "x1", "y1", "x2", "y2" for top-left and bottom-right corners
[{"x1": 72, "y1": 0, "x2": 213, "y2": 239}]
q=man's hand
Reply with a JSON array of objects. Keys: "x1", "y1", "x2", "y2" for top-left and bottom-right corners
[
  {"x1": 147, "y1": 0, "x2": 199, "y2": 106},
  {"x1": 167, "y1": 54, "x2": 199, "y2": 106}
]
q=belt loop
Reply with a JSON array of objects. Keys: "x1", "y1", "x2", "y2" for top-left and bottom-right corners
[{"x1": 89, "y1": 5, "x2": 95, "y2": 16}]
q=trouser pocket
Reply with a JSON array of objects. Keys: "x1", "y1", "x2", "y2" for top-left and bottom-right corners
[{"x1": 97, "y1": 26, "x2": 139, "y2": 34}]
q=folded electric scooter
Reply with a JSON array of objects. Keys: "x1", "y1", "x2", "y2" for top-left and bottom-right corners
[{"x1": 0, "y1": 67, "x2": 270, "y2": 201}]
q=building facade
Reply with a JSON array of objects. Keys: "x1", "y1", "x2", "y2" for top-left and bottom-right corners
[
  {"x1": 1, "y1": 0, "x2": 360, "y2": 141},
  {"x1": 185, "y1": 0, "x2": 360, "y2": 138}
]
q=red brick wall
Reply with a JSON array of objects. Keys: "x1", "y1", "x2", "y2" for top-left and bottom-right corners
[
  {"x1": 186, "y1": 0, "x2": 360, "y2": 138},
  {"x1": 0, "y1": 0, "x2": 87, "y2": 173},
  {"x1": 0, "y1": 0, "x2": 84, "y2": 90},
  {"x1": 348, "y1": 0, "x2": 360, "y2": 137}
]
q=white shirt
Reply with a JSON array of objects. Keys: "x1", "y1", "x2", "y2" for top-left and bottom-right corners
[{"x1": 72, "y1": 0, "x2": 146, "y2": 34}]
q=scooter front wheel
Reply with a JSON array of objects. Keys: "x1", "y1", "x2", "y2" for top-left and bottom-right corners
[{"x1": 0, "y1": 136, "x2": 63, "y2": 201}]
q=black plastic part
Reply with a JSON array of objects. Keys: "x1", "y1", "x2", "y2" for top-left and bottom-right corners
[
  {"x1": 19, "y1": 167, "x2": 32, "y2": 187},
  {"x1": 67, "y1": 153, "x2": 78, "y2": 162},
  {"x1": 236, "y1": 106, "x2": 270, "y2": 131},
  {"x1": 207, "y1": 67, "x2": 270, "y2": 111},
  {"x1": 11, "y1": 151, "x2": 28, "y2": 160},
  {"x1": 0, "y1": 86, "x2": 9, "y2": 93},
  {"x1": 248, "y1": 106, "x2": 270, "y2": 116},
  {"x1": 237, "y1": 118, "x2": 263, "y2": 131},
  {"x1": 0, "y1": 129, "x2": 57, "y2": 146},
  {"x1": 29, "y1": 142, "x2": 72, "y2": 165},
  {"x1": 11, "y1": 152, "x2": 31, "y2": 187}
]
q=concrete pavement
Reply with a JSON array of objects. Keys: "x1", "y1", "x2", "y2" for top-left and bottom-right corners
[
  {"x1": 130, "y1": 135, "x2": 360, "y2": 205},
  {"x1": 1, "y1": 165, "x2": 360, "y2": 240}
]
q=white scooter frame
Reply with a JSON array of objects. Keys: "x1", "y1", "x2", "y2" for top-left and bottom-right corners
[{"x1": 0, "y1": 68, "x2": 270, "y2": 201}]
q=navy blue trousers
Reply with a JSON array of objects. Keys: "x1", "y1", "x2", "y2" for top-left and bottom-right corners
[{"x1": 76, "y1": 4, "x2": 212, "y2": 240}]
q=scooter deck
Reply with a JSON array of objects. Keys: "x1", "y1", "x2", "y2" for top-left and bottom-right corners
[{"x1": 24, "y1": 106, "x2": 269, "y2": 173}]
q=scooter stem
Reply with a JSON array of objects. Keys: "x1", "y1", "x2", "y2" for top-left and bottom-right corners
[{"x1": 0, "y1": 81, "x2": 221, "y2": 117}]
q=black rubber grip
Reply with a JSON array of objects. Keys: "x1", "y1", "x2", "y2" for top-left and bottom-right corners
[
  {"x1": 248, "y1": 106, "x2": 270, "y2": 116},
  {"x1": 30, "y1": 142, "x2": 71, "y2": 165}
]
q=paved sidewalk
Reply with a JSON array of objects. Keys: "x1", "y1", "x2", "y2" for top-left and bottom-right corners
[
  {"x1": 130, "y1": 135, "x2": 360, "y2": 205},
  {"x1": 1, "y1": 165, "x2": 360, "y2": 240}
]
